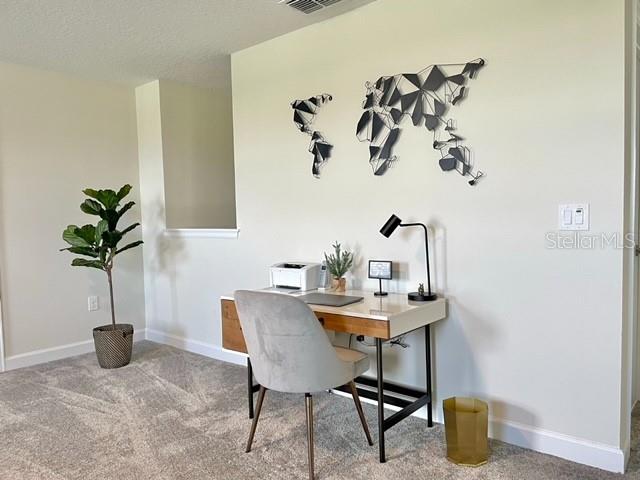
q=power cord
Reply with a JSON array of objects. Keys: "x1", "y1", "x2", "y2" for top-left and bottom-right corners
[
  {"x1": 356, "y1": 334, "x2": 410, "y2": 348},
  {"x1": 389, "y1": 335, "x2": 409, "y2": 348}
]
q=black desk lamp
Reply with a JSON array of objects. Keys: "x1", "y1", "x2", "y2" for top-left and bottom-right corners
[{"x1": 379, "y1": 214, "x2": 437, "y2": 302}]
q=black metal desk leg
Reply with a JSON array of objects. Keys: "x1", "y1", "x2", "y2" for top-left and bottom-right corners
[
  {"x1": 376, "y1": 338, "x2": 386, "y2": 463},
  {"x1": 425, "y1": 324, "x2": 433, "y2": 427},
  {"x1": 247, "y1": 357, "x2": 254, "y2": 419}
]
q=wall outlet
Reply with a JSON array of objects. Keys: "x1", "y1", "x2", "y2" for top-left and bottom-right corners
[{"x1": 88, "y1": 296, "x2": 99, "y2": 311}]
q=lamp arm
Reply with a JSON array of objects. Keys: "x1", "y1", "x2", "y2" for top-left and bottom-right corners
[{"x1": 399, "y1": 222, "x2": 432, "y2": 296}]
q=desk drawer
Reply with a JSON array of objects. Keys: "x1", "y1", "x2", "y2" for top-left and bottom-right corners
[
  {"x1": 221, "y1": 300, "x2": 247, "y2": 353},
  {"x1": 315, "y1": 312, "x2": 390, "y2": 339}
]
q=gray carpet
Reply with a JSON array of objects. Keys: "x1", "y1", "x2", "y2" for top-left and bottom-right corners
[{"x1": 0, "y1": 341, "x2": 636, "y2": 479}]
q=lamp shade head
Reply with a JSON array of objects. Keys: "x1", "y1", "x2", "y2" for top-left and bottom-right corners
[{"x1": 380, "y1": 214, "x2": 402, "y2": 238}]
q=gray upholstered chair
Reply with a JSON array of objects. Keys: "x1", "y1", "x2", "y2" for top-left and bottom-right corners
[{"x1": 234, "y1": 290, "x2": 373, "y2": 480}]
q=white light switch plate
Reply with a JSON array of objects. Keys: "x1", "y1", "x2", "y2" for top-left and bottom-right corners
[
  {"x1": 558, "y1": 204, "x2": 589, "y2": 231},
  {"x1": 88, "y1": 296, "x2": 99, "y2": 311}
]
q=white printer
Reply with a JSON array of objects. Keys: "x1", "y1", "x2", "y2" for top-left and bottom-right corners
[{"x1": 269, "y1": 262, "x2": 321, "y2": 292}]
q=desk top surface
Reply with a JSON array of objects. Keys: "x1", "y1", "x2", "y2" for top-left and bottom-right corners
[{"x1": 221, "y1": 288, "x2": 447, "y2": 322}]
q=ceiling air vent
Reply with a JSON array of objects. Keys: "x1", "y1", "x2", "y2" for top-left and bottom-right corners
[{"x1": 279, "y1": 0, "x2": 344, "y2": 14}]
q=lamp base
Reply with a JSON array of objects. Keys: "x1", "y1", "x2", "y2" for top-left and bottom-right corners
[
  {"x1": 408, "y1": 291, "x2": 437, "y2": 302},
  {"x1": 374, "y1": 291, "x2": 388, "y2": 297}
]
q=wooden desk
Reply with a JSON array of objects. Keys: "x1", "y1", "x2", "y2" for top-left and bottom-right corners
[{"x1": 221, "y1": 289, "x2": 447, "y2": 463}]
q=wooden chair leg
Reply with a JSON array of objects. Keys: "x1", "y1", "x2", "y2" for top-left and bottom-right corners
[
  {"x1": 305, "y1": 393, "x2": 315, "y2": 480},
  {"x1": 246, "y1": 386, "x2": 267, "y2": 453},
  {"x1": 349, "y1": 381, "x2": 374, "y2": 446}
]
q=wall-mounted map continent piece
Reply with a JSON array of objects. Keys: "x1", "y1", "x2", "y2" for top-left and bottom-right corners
[
  {"x1": 291, "y1": 93, "x2": 333, "y2": 178},
  {"x1": 356, "y1": 59, "x2": 485, "y2": 185}
]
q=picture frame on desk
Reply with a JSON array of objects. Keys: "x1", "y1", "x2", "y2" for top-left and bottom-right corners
[
  {"x1": 368, "y1": 260, "x2": 392, "y2": 297},
  {"x1": 368, "y1": 260, "x2": 392, "y2": 280}
]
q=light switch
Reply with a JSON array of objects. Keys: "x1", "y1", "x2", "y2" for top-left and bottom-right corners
[
  {"x1": 88, "y1": 295, "x2": 99, "y2": 311},
  {"x1": 558, "y1": 204, "x2": 589, "y2": 231}
]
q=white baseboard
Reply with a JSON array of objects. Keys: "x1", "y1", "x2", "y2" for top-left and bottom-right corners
[
  {"x1": 145, "y1": 328, "x2": 246, "y2": 366},
  {"x1": 488, "y1": 417, "x2": 624, "y2": 473},
  {"x1": 4, "y1": 329, "x2": 147, "y2": 371}
]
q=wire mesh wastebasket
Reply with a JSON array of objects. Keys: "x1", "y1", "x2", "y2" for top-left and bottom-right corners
[{"x1": 443, "y1": 397, "x2": 488, "y2": 466}]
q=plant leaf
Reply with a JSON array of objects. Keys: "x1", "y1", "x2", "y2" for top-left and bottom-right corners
[
  {"x1": 82, "y1": 188, "x2": 101, "y2": 200},
  {"x1": 71, "y1": 258, "x2": 105, "y2": 270},
  {"x1": 62, "y1": 225, "x2": 91, "y2": 248},
  {"x1": 83, "y1": 188, "x2": 119, "y2": 209},
  {"x1": 116, "y1": 184, "x2": 132, "y2": 201},
  {"x1": 76, "y1": 225, "x2": 97, "y2": 245},
  {"x1": 98, "y1": 190, "x2": 119, "y2": 209},
  {"x1": 117, "y1": 201, "x2": 135, "y2": 219},
  {"x1": 80, "y1": 199, "x2": 103, "y2": 216},
  {"x1": 95, "y1": 219, "x2": 108, "y2": 244},
  {"x1": 63, "y1": 246, "x2": 99, "y2": 258},
  {"x1": 63, "y1": 247, "x2": 98, "y2": 258},
  {"x1": 115, "y1": 240, "x2": 143, "y2": 255},
  {"x1": 120, "y1": 222, "x2": 140, "y2": 236}
]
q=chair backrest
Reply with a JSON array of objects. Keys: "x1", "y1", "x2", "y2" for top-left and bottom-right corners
[{"x1": 234, "y1": 290, "x2": 347, "y2": 393}]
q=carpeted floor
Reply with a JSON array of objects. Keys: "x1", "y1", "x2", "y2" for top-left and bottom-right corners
[{"x1": 0, "y1": 341, "x2": 637, "y2": 479}]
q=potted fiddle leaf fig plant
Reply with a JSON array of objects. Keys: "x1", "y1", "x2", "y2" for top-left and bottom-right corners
[
  {"x1": 60, "y1": 184, "x2": 143, "y2": 369},
  {"x1": 324, "y1": 241, "x2": 354, "y2": 292}
]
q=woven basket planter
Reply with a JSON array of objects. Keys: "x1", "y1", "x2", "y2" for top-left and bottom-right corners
[{"x1": 93, "y1": 323, "x2": 134, "y2": 369}]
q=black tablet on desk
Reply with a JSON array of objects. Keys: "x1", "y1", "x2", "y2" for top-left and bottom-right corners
[{"x1": 297, "y1": 293, "x2": 364, "y2": 307}]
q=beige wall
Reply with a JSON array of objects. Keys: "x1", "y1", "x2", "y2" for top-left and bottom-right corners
[
  {"x1": 230, "y1": 0, "x2": 626, "y2": 446},
  {"x1": 160, "y1": 80, "x2": 236, "y2": 229},
  {"x1": 0, "y1": 62, "x2": 146, "y2": 359},
  {"x1": 139, "y1": 0, "x2": 628, "y2": 471}
]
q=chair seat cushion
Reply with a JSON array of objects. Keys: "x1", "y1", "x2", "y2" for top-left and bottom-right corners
[{"x1": 334, "y1": 347, "x2": 370, "y2": 378}]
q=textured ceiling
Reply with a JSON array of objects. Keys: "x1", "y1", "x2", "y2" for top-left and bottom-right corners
[{"x1": 0, "y1": 0, "x2": 376, "y2": 87}]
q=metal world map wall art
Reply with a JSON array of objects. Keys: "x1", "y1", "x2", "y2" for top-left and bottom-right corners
[
  {"x1": 356, "y1": 58, "x2": 486, "y2": 185},
  {"x1": 291, "y1": 93, "x2": 333, "y2": 178}
]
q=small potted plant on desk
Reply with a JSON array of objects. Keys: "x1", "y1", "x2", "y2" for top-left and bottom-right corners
[
  {"x1": 324, "y1": 241, "x2": 354, "y2": 292},
  {"x1": 60, "y1": 185, "x2": 143, "y2": 369}
]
